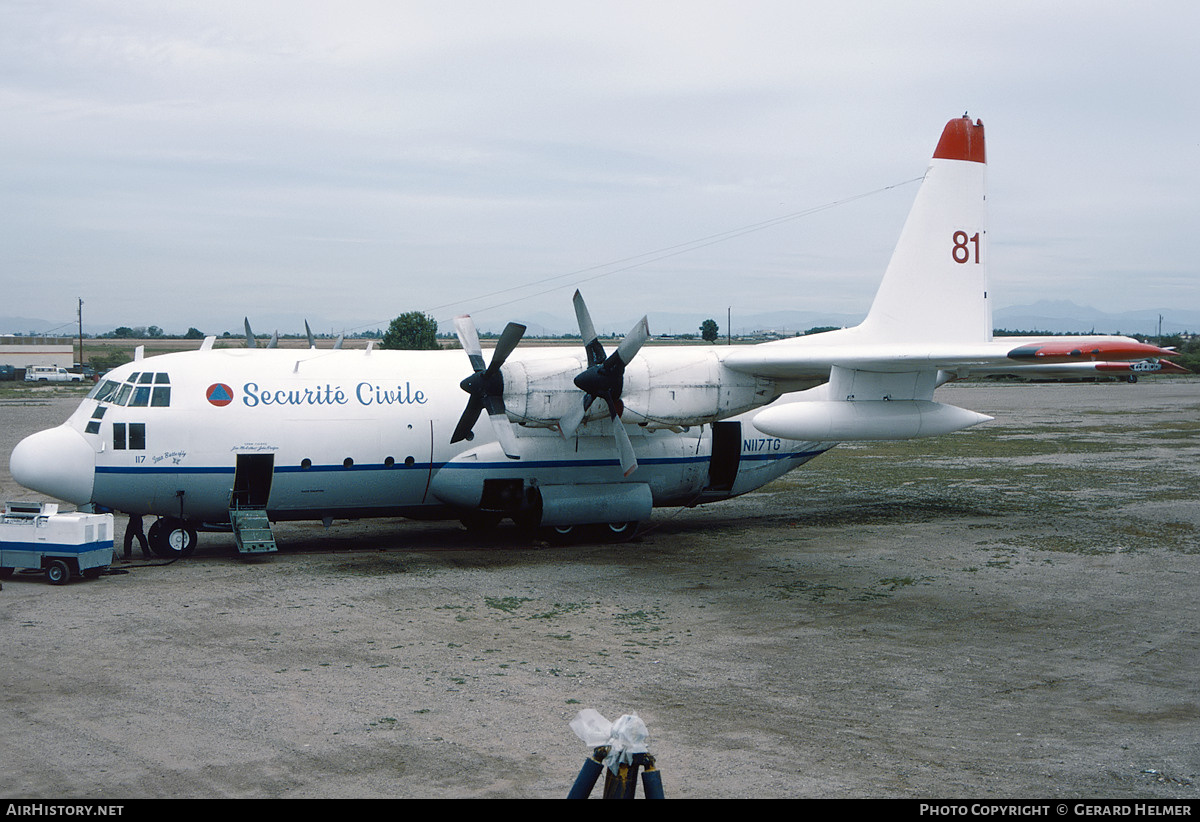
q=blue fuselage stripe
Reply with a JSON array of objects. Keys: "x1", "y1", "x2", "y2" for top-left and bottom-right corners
[{"x1": 92, "y1": 448, "x2": 826, "y2": 477}]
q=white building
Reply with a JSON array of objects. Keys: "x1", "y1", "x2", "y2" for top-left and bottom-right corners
[{"x1": 0, "y1": 336, "x2": 75, "y2": 371}]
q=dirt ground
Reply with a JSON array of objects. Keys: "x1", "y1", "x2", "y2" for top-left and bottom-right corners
[{"x1": 1, "y1": 380, "x2": 1197, "y2": 799}]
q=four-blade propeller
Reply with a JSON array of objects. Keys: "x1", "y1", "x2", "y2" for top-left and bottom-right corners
[
  {"x1": 559, "y1": 290, "x2": 649, "y2": 476},
  {"x1": 451, "y1": 316, "x2": 526, "y2": 459}
]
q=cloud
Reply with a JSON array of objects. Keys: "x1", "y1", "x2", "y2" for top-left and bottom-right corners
[{"x1": 2, "y1": 1, "x2": 1198, "y2": 335}]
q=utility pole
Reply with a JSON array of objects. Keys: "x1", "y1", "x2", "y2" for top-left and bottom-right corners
[
  {"x1": 727, "y1": 306, "x2": 731, "y2": 345},
  {"x1": 77, "y1": 298, "x2": 84, "y2": 368}
]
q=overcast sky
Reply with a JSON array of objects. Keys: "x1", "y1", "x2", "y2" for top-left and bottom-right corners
[{"x1": 3, "y1": 0, "x2": 1198, "y2": 336}]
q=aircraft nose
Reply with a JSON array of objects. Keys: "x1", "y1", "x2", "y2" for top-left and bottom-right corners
[{"x1": 10, "y1": 425, "x2": 96, "y2": 505}]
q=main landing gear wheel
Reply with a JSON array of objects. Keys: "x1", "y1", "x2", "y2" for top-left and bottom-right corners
[
  {"x1": 601, "y1": 521, "x2": 639, "y2": 542},
  {"x1": 542, "y1": 522, "x2": 640, "y2": 544},
  {"x1": 148, "y1": 517, "x2": 198, "y2": 559},
  {"x1": 541, "y1": 524, "x2": 582, "y2": 544}
]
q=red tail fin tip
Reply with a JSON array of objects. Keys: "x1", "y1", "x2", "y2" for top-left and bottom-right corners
[{"x1": 933, "y1": 116, "x2": 986, "y2": 164}]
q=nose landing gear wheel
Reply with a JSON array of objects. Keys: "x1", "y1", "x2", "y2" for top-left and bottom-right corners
[{"x1": 148, "y1": 517, "x2": 198, "y2": 558}]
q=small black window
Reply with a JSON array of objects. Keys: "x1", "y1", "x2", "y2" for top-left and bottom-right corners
[
  {"x1": 129, "y1": 387, "x2": 151, "y2": 407},
  {"x1": 151, "y1": 387, "x2": 171, "y2": 407},
  {"x1": 91, "y1": 406, "x2": 106, "y2": 419},
  {"x1": 301, "y1": 458, "x2": 312, "y2": 470},
  {"x1": 138, "y1": 373, "x2": 154, "y2": 384},
  {"x1": 154, "y1": 373, "x2": 170, "y2": 384},
  {"x1": 113, "y1": 384, "x2": 133, "y2": 406},
  {"x1": 85, "y1": 421, "x2": 101, "y2": 435},
  {"x1": 384, "y1": 456, "x2": 395, "y2": 467},
  {"x1": 129, "y1": 423, "x2": 146, "y2": 450},
  {"x1": 343, "y1": 457, "x2": 354, "y2": 468},
  {"x1": 113, "y1": 423, "x2": 126, "y2": 450}
]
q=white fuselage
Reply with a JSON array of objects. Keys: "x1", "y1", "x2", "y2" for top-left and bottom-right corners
[{"x1": 14, "y1": 345, "x2": 831, "y2": 527}]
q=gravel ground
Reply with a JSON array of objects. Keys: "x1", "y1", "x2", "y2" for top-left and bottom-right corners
[{"x1": 1, "y1": 380, "x2": 1198, "y2": 799}]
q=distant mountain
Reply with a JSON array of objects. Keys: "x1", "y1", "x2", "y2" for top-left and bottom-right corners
[
  {"x1": 0, "y1": 316, "x2": 84, "y2": 336},
  {"x1": 992, "y1": 301, "x2": 1200, "y2": 336}
]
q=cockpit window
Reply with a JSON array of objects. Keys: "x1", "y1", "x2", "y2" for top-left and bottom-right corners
[
  {"x1": 90, "y1": 372, "x2": 171, "y2": 407},
  {"x1": 89, "y1": 380, "x2": 120, "y2": 402}
]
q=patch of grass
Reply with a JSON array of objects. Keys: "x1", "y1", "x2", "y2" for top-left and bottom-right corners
[
  {"x1": 436, "y1": 603, "x2": 475, "y2": 622},
  {"x1": 769, "y1": 578, "x2": 845, "y2": 601},
  {"x1": 877, "y1": 576, "x2": 930, "y2": 591},
  {"x1": 614, "y1": 607, "x2": 664, "y2": 632},
  {"x1": 1110, "y1": 520, "x2": 1198, "y2": 553},
  {"x1": 0, "y1": 381, "x2": 92, "y2": 399},
  {"x1": 484, "y1": 596, "x2": 533, "y2": 613},
  {"x1": 529, "y1": 601, "x2": 593, "y2": 620}
]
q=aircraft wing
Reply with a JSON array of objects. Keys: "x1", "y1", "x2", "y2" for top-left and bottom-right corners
[{"x1": 722, "y1": 332, "x2": 1183, "y2": 381}]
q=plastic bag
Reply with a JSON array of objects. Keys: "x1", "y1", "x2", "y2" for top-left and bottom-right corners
[{"x1": 570, "y1": 709, "x2": 649, "y2": 774}]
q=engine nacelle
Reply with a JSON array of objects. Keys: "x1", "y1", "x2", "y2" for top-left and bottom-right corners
[{"x1": 501, "y1": 348, "x2": 778, "y2": 430}]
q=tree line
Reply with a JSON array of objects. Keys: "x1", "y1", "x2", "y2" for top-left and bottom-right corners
[{"x1": 86, "y1": 314, "x2": 1200, "y2": 373}]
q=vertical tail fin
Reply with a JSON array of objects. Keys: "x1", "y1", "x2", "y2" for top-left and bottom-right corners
[{"x1": 857, "y1": 116, "x2": 991, "y2": 344}]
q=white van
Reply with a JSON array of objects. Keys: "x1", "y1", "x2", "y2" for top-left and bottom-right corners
[{"x1": 24, "y1": 366, "x2": 83, "y2": 383}]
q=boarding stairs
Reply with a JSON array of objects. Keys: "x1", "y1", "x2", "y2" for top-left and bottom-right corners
[{"x1": 229, "y1": 505, "x2": 277, "y2": 555}]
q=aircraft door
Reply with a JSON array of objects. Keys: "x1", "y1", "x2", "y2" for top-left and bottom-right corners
[
  {"x1": 706, "y1": 421, "x2": 742, "y2": 493},
  {"x1": 232, "y1": 453, "x2": 275, "y2": 509}
]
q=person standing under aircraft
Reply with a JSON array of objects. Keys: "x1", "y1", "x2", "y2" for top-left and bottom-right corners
[{"x1": 123, "y1": 514, "x2": 149, "y2": 560}]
